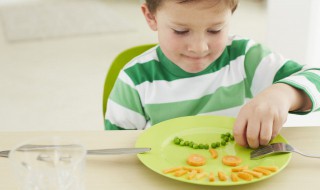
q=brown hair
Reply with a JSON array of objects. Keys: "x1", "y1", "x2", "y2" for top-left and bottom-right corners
[{"x1": 145, "y1": 0, "x2": 239, "y2": 14}]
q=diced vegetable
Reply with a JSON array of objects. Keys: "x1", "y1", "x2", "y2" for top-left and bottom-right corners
[
  {"x1": 237, "y1": 172, "x2": 253, "y2": 181},
  {"x1": 163, "y1": 166, "x2": 182, "y2": 174},
  {"x1": 218, "y1": 171, "x2": 228, "y2": 181},
  {"x1": 253, "y1": 167, "x2": 271, "y2": 175},
  {"x1": 230, "y1": 173, "x2": 239, "y2": 182},
  {"x1": 222, "y1": 155, "x2": 242, "y2": 167},
  {"x1": 186, "y1": 154, "x2": 206, "y2": 166},
  {"x1": 242, "y1": 169, "x2": 263, "y2": 178},
  {"x1": 209, "y1": 149, "x2": 218, "y2": 159}
]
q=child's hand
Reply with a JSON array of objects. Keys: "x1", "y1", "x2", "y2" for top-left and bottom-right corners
[{"x1": 233, "y1": 83, "x2": 310, "y2": 149}]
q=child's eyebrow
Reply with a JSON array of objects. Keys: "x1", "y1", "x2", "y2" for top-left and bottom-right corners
[{"x1": 171, "y1": 21, "x2": 226, "y2": 28}]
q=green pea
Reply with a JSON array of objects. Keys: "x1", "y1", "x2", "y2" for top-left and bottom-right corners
[
  {"x1": 221, "y1": 140, "x2": 227, "y2": 146},
  {"x1": 193, "y1": 144, "x2": 199, "y2": 149},
  {"x1": 216, "y1": 142, "x2": 221, "y2": 147},
  {"x1": 179, "y1": 140, "x2": 185, "y2": 146},
  {"x1": 225, "y1": 132, "x2": 231, "y2": 137},
  {"x1": 204, "y1": 144, "x2": 209, "y2": 149},
  {"x1": 173, "y1": 138, "x2": 180, "y2": 145},
  {"x1": 199, "y1": 144, "x2": 204, "y2": 149},
  {"x1": 189, "y1": 142, "x2": 194, "y2": 147},
  {"x1": 224, "y1": 136, "x2": 229, "y2": 142},
  {"x1": 184, "y1": 141, "x2": 190, "y2": 146},
  {"x1": 230, "y1": 135, "x2": 234, "y2": 141},
  {"x1": 211, "y1": 143, "x2": 217, "y2": 149},
  {"x1": 221, "y1": 134, "x2": 226, "y2": 138}
]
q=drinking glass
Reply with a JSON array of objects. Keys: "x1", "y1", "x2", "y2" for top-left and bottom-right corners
[{"x1": 9, "y1": 136, "x2": 86, "y2": 190}]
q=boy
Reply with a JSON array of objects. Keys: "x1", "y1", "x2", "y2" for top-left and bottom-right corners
[{"x1": 105, "y1": 0, "x2": 320, "y2": 148}]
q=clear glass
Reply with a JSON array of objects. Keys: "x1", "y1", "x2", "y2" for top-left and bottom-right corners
[{"x1": 9, "y1": 136, "x2": 87, "y2": 190}]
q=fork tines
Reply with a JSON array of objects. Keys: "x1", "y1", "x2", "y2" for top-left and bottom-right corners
[{"x1": 250, "y1": 145, "x2": 275, "y2": 159}]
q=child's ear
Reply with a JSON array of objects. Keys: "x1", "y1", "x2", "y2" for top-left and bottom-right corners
[{"x1": 141, "y1": 3, "x2": 157, "y2": 31}]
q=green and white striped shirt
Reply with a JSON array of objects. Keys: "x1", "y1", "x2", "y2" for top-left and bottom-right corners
[{"x1": 105, "y1": 35, "x2": 320, "y2": 130}]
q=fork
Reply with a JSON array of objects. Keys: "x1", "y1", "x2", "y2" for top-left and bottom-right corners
[{"x1": 250, "y1": 142, "x2": 320, "y2": 159}]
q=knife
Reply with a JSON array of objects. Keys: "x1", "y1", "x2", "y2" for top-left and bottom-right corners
[{"x1": 0, "y1": 147, "x2": 151, "y2": 158}]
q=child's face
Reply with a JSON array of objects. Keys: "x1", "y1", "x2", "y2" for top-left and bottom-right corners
[{"x1": 142, "y1": 1, "x2": 232, "y2": 73}]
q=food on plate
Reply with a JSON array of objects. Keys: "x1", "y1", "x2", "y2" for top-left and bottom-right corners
[
  {"x1": 187, "y1": 169, "x2": 197, "y2": 180},
  {"x1": 209, "y1": 149, "x2": 218, "y2": 159},
  {"x1": 174, "y1": 169, "x2": 188, "y2": 177},
  {"x1": 231, "y1": 165, "x2": 249, "y2": 172},
  {"x1": 209, "y1": 172, "x2": 215, "y2": 182},
  {"x1": 253, "y1": 167, "x2": 271, "y2": 176},
  {"x1": 173, "y1": 132, "x2": 235, "y2": 150},
  {"x1": 256, "y1": 166, "x2": 278, "y2": 172},
  {"x1": 187, "y1": 154, "x2": 207, "y2": 166},
  {"x1": 218, "y1": 171, "x2": 228, "y2": 181},
  {"x1": 230, "y1": 173, "x2": 239, "y2": 182},
  {"x1": 163, "y1": 166, "x2": 183, "y2": 174},
  {"x1": 196, "y1": 172, "x2": 208, "y2": 180},
  {"x1": 182, "y1": 166, "x2": 203, "y2": 173},
  {"x1": 242, "y1": 169, "x2": 263, "y2": 178},
  {"x1": 222, "y1": 155, "x2": 242, "y2": 166},
  {"x1": 237, "y1": 172, "x2": 253, "y2": 181}
]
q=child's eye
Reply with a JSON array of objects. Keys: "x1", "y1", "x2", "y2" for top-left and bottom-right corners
[
  {"x1": 173, "y1": 29, "x2": 189, "y2": 35},
  {"x1": 208, "y1": 30, "x2": 221, "y2": 34}
]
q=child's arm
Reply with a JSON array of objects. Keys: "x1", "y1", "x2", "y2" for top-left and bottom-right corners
[
  {"x1": 231, "y1": 42, "x2": 319, "y2": 149},
  {"x1": 233, "y1": 83, "x2": 312, "y2": 148},
  {"x1": 105, "y1": 76, "x2": 147, "y2": 130}
]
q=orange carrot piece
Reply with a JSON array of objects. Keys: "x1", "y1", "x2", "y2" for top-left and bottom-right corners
[
  {"x1": 174, "y1": 169, "x2": 188, "y2": 177},
  {"x1": 209, "y1": 149, "x2": 218, "y2": 159},
  {"x1": 183, "y1": 167, "x2": 203, "y2": 173},
  {"x1": 187, "y1": 170, "x2": 197, "y2": 180},
  {"x1": 163, "y1": 166, "x2": 183, "y2": 174},
  {"x1": 256, "y1": 166, "x2": 278, "y2": 172},
  {"x1": 218, "y1": 171, "x2": 228, "y2": 181},
  {"x1": 231, "y1": 165, "x2": 249, "y2": 172},
  {"x1": 196, "y1": 172, "x2": 208, "y2": 180},
  {"x1": 187, "y1": 154, "x2": 206, "y2": 166},
  {"x1": 253, "y1": 167, "x2": 271, "y2": 176},
  {"x1": 231, "y1": 173, "x2": 239, "y2": 182},
  {"x1": 209, "y1": 172, "x2": 215, "y2": 182},
  {"x1": 237, "y1": 172, "x2": 253, "y2": 181},
  {"x1": 243, "y1": 169, "x2": 263, "y2": 178},
  {"x1": 222, "y1": 155, "x2": 242, "y2": 167}
]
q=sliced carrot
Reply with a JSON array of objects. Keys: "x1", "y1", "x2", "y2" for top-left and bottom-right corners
[
  {"x1": 163, "y1": 166, "x2": 182, "y2": 174},
  {"x1": 253, "y1": 167, "x2": 271, "y2": 176},
  {"x1": 187, "y1": 170, "x2": 197, "y2": 180},
  {"x1": 218, "y1": 171, "x2": 228, "y2": 181},
  {"x1": 231, "y1": 173, "x2": 239, "y2": 182},
  {"x1": 231, "y1": 165, "x2": 249, "y2": 172},
  {"x1": 242, "y1": 169, "x2": 263, "y2": 178},
  {"x1": 237, "y1": 172, "x2": 253, "y2": 181},
  {"x1": 256, "y1": 166, "x2": 278, "y2": 172},
  {"x1": 196, "y1": 172, "x2": 207, "y2": 180},
  {"x1": 209, "y1": 149, "x2": 218, "y2": 159},
  {"x1": 174, "y1": 169, "x2": 188, "y2": 177},
  {"x1": 222, "y1": 155, "x2": 242, "y2": 167},
  {"x1": 209, "y1": 172, "x2": 215, "y2": 182},
  {"x1": 186, "y1": 154, "x2": 206, "y2": 167},
  {"x1": 183, "y1": 167, "x2": 203, "y2": 173}
]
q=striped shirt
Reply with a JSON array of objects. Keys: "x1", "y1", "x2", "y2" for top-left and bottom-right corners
[{"x1": 105, "y1": 35, "x2": 320, "y2": 130}]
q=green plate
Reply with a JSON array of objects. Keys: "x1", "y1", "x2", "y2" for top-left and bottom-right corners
[{"x1": 135, "y1": 115, "x2": 292, "y2": 186}]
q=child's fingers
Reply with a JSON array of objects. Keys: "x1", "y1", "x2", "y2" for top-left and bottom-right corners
[
  {"x1": 272, "y1": 116, "x2": 283, "y2": 139},
  {"x1": 233, "y1": 116, "x2": 248, "y2": 147},
  {"x1": 246, "y1": 118, "x2": 261, "y2": 149},
  {"x1": 259, "y1": 118, "x2": 273, "y2": 146}
]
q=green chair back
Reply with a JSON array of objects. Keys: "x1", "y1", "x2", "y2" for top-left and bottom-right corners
[{"x1": 102, "y1": 44, "x2": 157, "y2": 119}]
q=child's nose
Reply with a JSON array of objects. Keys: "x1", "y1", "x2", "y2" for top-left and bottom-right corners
[{"x1": 187, "y1": 36, "x2": 209, "y2": 55}]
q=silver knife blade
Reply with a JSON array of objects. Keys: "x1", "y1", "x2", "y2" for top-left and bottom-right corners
[
  {"x1": 0, "y1": 147, "x2": 151, "y2": 158},
  {"x1": 87, "y1": 148, "x2": 151, "y2": 155}
]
